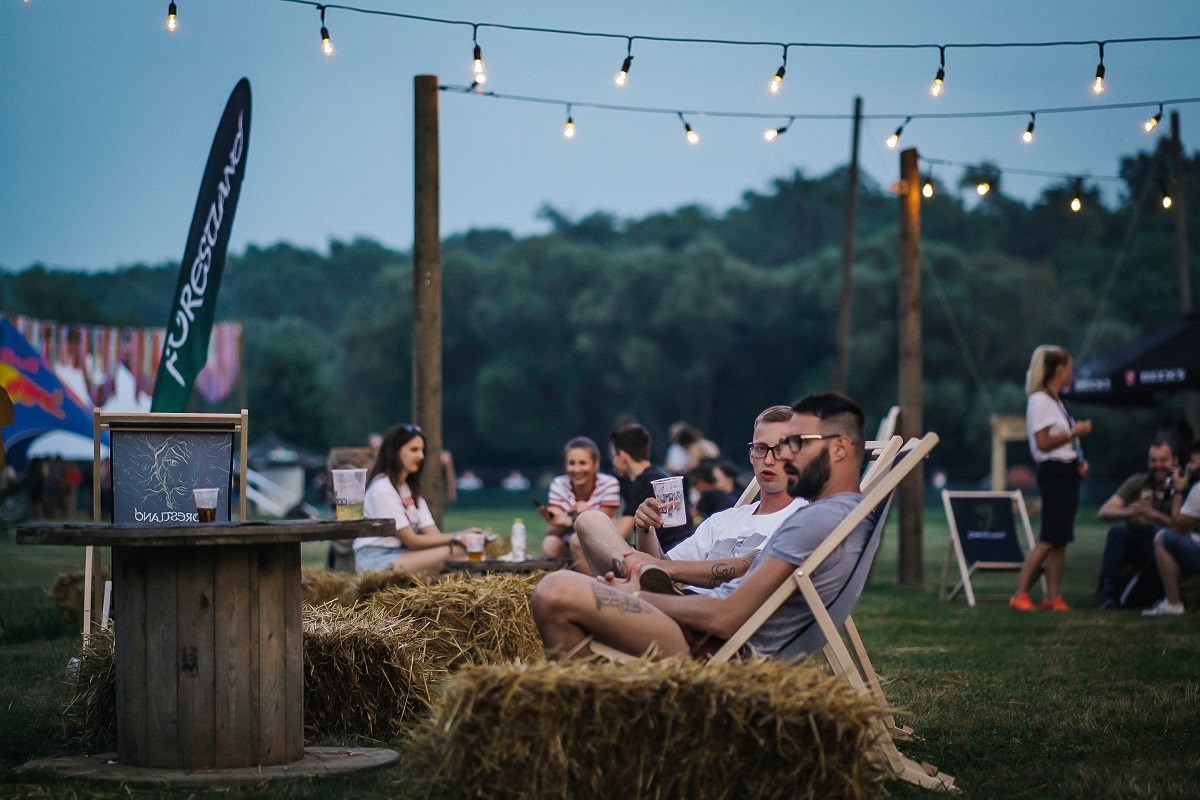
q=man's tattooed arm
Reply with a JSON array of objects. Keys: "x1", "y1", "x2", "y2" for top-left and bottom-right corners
[{"x1": 704, "y1": 552, "x2": 760, "y2": 587}]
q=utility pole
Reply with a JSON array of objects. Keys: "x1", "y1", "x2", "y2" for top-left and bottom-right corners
[
  {"x1": 834, "y1": 97, "x2": 863, "y2": 394},
  {"x1": 897, "y1": 147, "x2": 924, "y2": 587},
  {"x1": 1171, "y1": 111, "x2": 1191, "y2": 314},
  {"x1": 413, "y1": 75, "x2": 445, "y2": 525}
]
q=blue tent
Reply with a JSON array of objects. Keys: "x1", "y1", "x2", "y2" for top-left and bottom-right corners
[{"x1": 0, "y1": 317, "x2": 98, "y2": 471}]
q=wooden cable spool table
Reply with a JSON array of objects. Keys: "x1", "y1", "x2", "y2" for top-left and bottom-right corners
[{"x1": 17, "y1": 518, "x2": 397, "y2": 784}]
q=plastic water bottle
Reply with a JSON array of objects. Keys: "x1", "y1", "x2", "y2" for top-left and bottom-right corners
[{"x1": 511, "y1": 518, "x2": 527, "y2": 561}]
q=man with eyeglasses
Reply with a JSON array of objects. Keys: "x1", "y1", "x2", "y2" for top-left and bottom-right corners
[
  {"x1": 575, "y1": 406, "x2": 805, "y2": 590},
  {"x1": 532, "y1": 393, "x2": 874, "y2": 660}
]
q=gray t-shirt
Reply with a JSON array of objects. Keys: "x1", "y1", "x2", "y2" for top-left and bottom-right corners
[{"x1": 708, "y1": 492, "x2": 871, "y2": 656}]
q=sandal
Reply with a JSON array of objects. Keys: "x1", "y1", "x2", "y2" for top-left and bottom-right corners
[{"x1": 637, "y1": 564, "x2": 681, "y2": 595}]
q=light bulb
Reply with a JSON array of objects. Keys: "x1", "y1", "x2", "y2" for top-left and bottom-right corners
[
  {"x1": 1145, "y1": 108, "x2": 1163, "y2": 132},
  {"x1": 886, "y1": 132, "x2": 900, "y2": 149},
  {"x1": 472, "y1": 44, "x2": 487, "y2": 84},
  {"x1": 769, "y1": 65, "x2": 785, "y2": 95},
  {"x1": 1023, "y1": 118, "x2": 1036, "y2": 143},
  {"x1": 922, "y1": 181, "x2": 934, "y2": 199},
  {"x1": 1071, "y1": 196, "x2": 1082, "y2": 212},
  {"x1": 764, "y1": 128, "x2": 778, "y2": 141},
  {"x1": 615, "y1": 55, "x2": 632, "y2": 87},
  {"x1": 563, "y1": 117, "x2": 575, "y2": 139},
  {"x1": 321, "y1": 27, "x2": 334, "y2": 56},
  {"x1": 686, "y1": 127, "x2": 699, "y2": 145},
  {"x1": 166, "y1": 2, "x2": 178, "y2": 31},
  {"x1": 930, "y1": 68, "x2": 945, "y2": 97},
  {"x1": 1163, "y1": 195, "x2": 1174, "y2": 209},
  {"x1": 1092, "y1": 63, "x2": 1106, "y2": 95},
  {"x1": 976, "y1": 182, "x2": 991, "y2": 196}
]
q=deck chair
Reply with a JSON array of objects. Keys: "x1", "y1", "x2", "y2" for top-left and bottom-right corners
[{"x1": 705, "y1": 433, "x2": 953, "y2": 791}]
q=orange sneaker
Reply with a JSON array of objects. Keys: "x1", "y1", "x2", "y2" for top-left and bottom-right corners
[
  {"x1": 1009, "y1": 592, "x2": 1036, "y2": 611},
  {"x1": 1041, "y1": 596, "x2": 1072, "y2": 612}
]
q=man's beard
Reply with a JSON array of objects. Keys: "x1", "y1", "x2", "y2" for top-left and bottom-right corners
[{"x1": 786, "y1": 446, "x2": 831, "y2": 500}]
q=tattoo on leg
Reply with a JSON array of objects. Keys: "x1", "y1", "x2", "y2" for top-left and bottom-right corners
[{"x1": 591, "y1": 583, "x2": 647, "y2": 613}]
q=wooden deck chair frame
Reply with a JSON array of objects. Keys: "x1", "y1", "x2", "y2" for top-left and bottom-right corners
[{"x1": 938, "y1": 490, "x2": 1043, "y2": 607}]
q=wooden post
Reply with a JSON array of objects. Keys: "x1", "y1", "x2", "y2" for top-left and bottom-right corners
[
  {"x1": 897, "y1": 147, "x2": 924, "y2": 587},
  {"x1": 413, "y1": 74, "x2": 445, "y2": 525},
  {"x1": 1171, "y1": 111, "x2": 1192, "y2": 315},
  {"x1": 833, "y1": 96, "x2": 863, "y2": 394}
]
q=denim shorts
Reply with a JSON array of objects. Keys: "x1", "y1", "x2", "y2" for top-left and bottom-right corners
[
  {"x1": 354, "y1": 545, "x2": 402, "y2": 573},
  {"x1": 1159, "y1": 529, "x2": 1200, "y2": 574}
]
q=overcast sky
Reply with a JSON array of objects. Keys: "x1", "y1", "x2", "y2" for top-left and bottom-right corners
[{"x1": 3, "y1": 0, "x2": 1199, "y2": 272}]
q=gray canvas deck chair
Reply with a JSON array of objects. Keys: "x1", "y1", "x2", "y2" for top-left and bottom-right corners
[{"x1": 707, "y1": 433, "x2": 955, "y2": 791}]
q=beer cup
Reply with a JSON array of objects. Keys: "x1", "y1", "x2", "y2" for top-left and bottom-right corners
[
  {"x1": 192, "y1": 487, "x2": 220, "y2": 523},
  {"x1": 463, "y1": 531, "x2": 486, "y2": 562},
  {"x1": 651, "y1": 476, "x2": 687, "y2": 527},
  {"x1": 332, "y1": 468, "x2": 367, "y2": 520}
]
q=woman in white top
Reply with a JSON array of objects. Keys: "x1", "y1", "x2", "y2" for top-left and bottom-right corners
[
  {"x1": 1010, "y1": 345, "x2": 1093, "y2": 612},
  {"x1": 353, "y1": 423, "x2": 483, "y2": 574}
]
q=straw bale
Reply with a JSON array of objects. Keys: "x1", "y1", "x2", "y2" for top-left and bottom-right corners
[
  {"x1": 303, "y1": 603, "x2": 445, "y2": 739},
  {"x1": 49, "y1": 568, "x2": 111, "y2": 626},
  {"x1": 63, "y1": 628, "x2": 116, "y2": 746},
  {"x1": 301, "y1": 566, "x2": 353, "y2": 607},
  {"x1": 342, "y1": 567, "x2": 430, "y2": 606},
  {"x1": 369, "y1": 572, "x2": 544, "y2": 669},
  {"x1": 409, "y1": 658, "x2": 889, "y2": 800}
]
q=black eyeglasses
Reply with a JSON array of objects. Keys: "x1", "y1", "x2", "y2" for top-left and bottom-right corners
[{"x1": 748, "y1": 433, "x2": 839, "y2": 460}]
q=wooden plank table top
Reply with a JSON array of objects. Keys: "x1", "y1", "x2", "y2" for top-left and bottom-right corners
[
  {"x1": 442, "y1": 556, "x2": 571, "y2": 575},
  {"x1": 16, "y1": 518, "x2": 391, "y2": 548}
]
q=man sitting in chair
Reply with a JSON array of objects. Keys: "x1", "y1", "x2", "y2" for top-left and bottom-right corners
[
  {"x1": 531, "y1": 393, "x2": 874, "y2": 660},
  {"x1": 574, "y1": 405, "x2": 806, "y2": 592}
]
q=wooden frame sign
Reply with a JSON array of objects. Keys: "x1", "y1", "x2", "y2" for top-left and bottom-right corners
[
  {"x1": 938, "y1": 489, "x2": 1043, "y2": 607},
  {"x1": 84, "y1": 410, "x2": 249, "y2": 633}
]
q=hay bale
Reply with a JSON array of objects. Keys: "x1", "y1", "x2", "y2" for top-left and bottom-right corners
[
  {"x1": 63, "y1": 628, "x2": 116, "y2": 746},
  {"x1": 301, "y1": 567, "x2": 353, "y2": 607},
  {"x1": 303, "y1": 604, "x2": 444, "y2": 739},
  {"x1": 408, "y1": 659, "x2": 889, "y2": 800},
  {"x1": 342, "y1": 567, "x2": 430, "y2": 606},
  {"x1": 369, "y1": 572, "x2": 544, "y2": 669},
  {"x1": 49, "y1": 568, "x2": 111, "y2": 626}
]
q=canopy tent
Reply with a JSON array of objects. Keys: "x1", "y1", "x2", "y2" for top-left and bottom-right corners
[
  {"x1": 1, "y1": 318, "x2": 98, "y2": 470},
  {"x1": 1067, "y1": 314, "x2": 1200, "y2": 406}
]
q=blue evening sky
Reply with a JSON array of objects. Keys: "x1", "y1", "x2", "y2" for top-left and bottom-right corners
[{"x1": 3, "y1": 0, "x2": 1199, "y2": 271}]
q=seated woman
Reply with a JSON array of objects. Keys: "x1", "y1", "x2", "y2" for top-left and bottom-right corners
[
  {"x1": 541, "y1": 436, "x2": 621, "y2": 569},
  {"x1": 353, "y1": 423, "x2": 484, "y2": 574}
]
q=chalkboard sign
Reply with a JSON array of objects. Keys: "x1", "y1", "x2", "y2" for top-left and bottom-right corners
[
  {"x1": 939, "y1": 490, "x2": 1039, "y2": 607},
  {"x1": 110, "y1": 430, "x2": 233, "y2": 523}
]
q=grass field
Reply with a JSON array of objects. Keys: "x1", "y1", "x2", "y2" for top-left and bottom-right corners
[{"x1": 1, "y1": 505, "x2": 1198, "y2": 799}]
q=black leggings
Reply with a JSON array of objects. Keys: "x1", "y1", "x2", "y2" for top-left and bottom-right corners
[{"x1": 1037, "y1": 459, "x2": 1080, "y2": 545}]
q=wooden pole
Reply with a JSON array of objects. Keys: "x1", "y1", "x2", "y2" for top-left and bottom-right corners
[
  {"x1": 413, "y1": 75, "x2": 445, "y2": 525},
  {"x1": 833, "y1": 96, "x2": 863, "y2": 394},
  {"x1": 897, "y1": 147, "x2": 924, "y2": 587},
  {"x1": 1171, "y1": 111, "x2": 1192, "y2": 315}
]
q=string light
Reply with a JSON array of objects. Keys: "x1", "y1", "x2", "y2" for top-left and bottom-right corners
[
  {"x1": 976, "y1": 182, "x2": 991, "y2": 196},
  {"x1": 886, "y1": 117, "x2": 911, "y2": 149},
  {"x1": 1022, "y1": 112, "x2": 1036, "y2": 143},
  {"x1": 769, "y1": 46, "x2": 788, "y2": 95},
  {"x1": 166, "y1": 2, "x2": 178, "y2": 32},
  {"x1": 614, "y1": 39, "x2": 633, "y2": 87},
  {"x1": 563, "y1": 105, "x2": 575, "y2": 139},
  {"x1": 678, "y1": 112, "x2": 699, "y2": 144},
  {"x1": 1071, "y1": 178, "x2": 1083, "y2": 211},
  {"x1": 930, "y1": 47, "x2": 945, "y2": 97},
  {"x1": 922, "y1": 178, "x2": 935, "y2": 199},
  {"x1": 1160, "y1": 179, "x2": 1173, "y2": 209},
  {"x1": 318, "y1": 5, "x2": 333, "y2": 56},
  {"x1": 1145, "y1": 103, "x2": 1164, "y2": 132},
  {"x1": 1092, "y1": 43, "x2": 1106, "y2": 94},
  {"x1": 763, "y1": 116, "x2": 794, "y2": 141},
  {"x1": 472, "y1": 26, "x2": 487, "y2": 84}
]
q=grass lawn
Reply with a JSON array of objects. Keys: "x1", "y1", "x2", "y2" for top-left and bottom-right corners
[{"x1": 1, "y1": 505, "x2": 1197, "y2": 799}]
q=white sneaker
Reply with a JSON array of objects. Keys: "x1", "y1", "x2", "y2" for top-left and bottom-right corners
[{"x1": 1142, "y1": 599, "x2": 1185, "y2": 617}]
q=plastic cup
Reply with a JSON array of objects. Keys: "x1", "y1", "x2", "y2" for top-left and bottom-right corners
[
  {"x1": 651, "y1": 476, "x2": 687, "y2": 527},
  {"x1": 193, "y1": 487, "x2": 220, "y2": 523},
  {"x1": 332, "y1": 468, "x2": 367, "y2": 520},
  {"x1": 463, "y1": 531, "x2": 486, "y2": 562}
]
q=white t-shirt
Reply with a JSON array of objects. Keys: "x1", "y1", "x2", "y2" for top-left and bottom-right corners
[
  {"x1": 354, "y1": 474, "x2": 436, "y2": 551},
  {"x1": 547, "y1": 473, "x2": 621, "y2": 514},
  {"x1": 1026, "y1": 390, "x2": 1077, "y2": 463},
  {"x1": 668, "y1": 496, "x2": 807, "y2": 596}
]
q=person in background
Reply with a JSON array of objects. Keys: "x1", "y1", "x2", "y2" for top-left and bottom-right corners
[
  {"x1": 666, "y1": 421, "x2": 721, "y2": 475},
  {"x1": 1095, "y1": 439, "x2": 1178, "y2": 608},
  {"x1": 687, "y1": 461, "x2": 737, "y2": 522},
  {"x1": 610, "y1": 424, "x2": 694, "y2": 551},
  {"x1": 1142, "y1": 445, "x2": 1200, "y2": 616},
  {"x1": 353, "y1": 423, "x2": 485, "y2": 574},
  {"x1": 540, "y1": 436, "x2": 621, "y2": 569},
  {"x1": 1011, "y1": 345, "x2": 1092, "y2": 612}
]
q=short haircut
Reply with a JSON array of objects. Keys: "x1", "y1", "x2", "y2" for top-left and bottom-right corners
[
  {"x1": 754, "y1": 405, "x2": 794, "y2": 428},
  {"x1": 1149, "y1": 438, "x2": 1177, "y2": 459},
  {"x1": 791, "y1": 393, "x2": 866, "y2": 457},
  {"x1": 564, "y1": 436, "x2": 601, "y2": 463},
  {"x1": 610, "y1": 424, "x2": 651, "y2": 462},
  {"x1": 687, "y1": 464, "x2": 718, "y2": 485}
]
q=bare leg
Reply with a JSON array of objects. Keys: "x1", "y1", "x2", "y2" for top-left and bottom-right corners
[
  {"x1": 394, "y1": 545, "x2": 453, "y2": 574},
  {"x1": 567, "y1": 533, "x2": 591, "y2": 575},
  {"x1": 542, "y1": 534, "x2": 567, "y2": 558},
  {"x1": 1154, "y1": 531, "x2": 1183, "y2": 605},
  {"x1": 530, "y1": 571, "x2": 690, "y2": 660},
  {"x1": 1044, "y1": 545, "x2": 1066, "y2": 600},
  {"x1": 1016, "y1": 542, "x2": 1053, "y2": 596},
  {"x1": 575, "y1": 510, "x2": 634, "y2": 576}
]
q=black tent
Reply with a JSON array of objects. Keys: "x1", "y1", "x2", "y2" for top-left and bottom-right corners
[{"x1": 1067, "y1": 313, "x2": 1200, "y2": 406}]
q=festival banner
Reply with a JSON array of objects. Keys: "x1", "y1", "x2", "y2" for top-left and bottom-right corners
[{"x1": 152, "y1": 78, "x2": 251, "y2": 411}]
